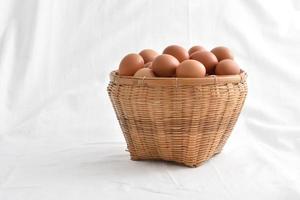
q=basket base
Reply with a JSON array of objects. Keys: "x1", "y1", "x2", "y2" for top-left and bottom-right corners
[{"x1": 129, "y1": 152, "x2": 221, "y2": 168}]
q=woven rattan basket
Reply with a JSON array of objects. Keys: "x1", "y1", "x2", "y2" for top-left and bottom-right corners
[{"x1": 107, "y1": 70, "x2": 247, "y2": 167}]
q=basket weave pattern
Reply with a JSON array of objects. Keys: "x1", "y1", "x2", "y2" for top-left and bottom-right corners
[{"x1": 108, "y1": 71, "x2": 247, "y2": 167}]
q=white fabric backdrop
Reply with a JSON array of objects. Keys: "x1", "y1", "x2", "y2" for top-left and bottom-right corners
[{"x1": 0, "y1": 0, "x2": 300, "y2": 199}]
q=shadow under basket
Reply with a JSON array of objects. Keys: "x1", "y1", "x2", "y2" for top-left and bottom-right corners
[{"x1": 107, "y1": 70, "x2": 248, "y2": 167}]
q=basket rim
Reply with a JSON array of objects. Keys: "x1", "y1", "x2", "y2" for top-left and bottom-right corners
[{"x1": 109, "y1": 70, "x2": 247, "y2": 86}]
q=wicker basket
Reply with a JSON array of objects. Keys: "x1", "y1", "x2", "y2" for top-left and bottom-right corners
[{"x1": 107, "y1": 70, "x2": 247, "y2": 167}]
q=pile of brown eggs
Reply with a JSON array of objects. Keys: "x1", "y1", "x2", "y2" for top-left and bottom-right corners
[{"x1": 118, "y1": 45, "x2": 240, "y2": 78}]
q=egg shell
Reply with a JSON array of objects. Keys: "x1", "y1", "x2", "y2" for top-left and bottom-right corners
[
  {"x1": 144, "y1": 61, "x2": 153, "y2": 69},
  {"x1": 176, "y1": 60, "x2": 206, "y2": 78},
  {"x1": 139, "y1": 49, "x2": 159, "y2": 64},
  {"x1": 190, "y1": 51, "x2": 218, "y2": 74},
  {"x1": 163, "y1": 45, "x2": 189, "y2": 62},
  {"x1": 134, "y1": 68, "x2": 156, "y2": 77},
  {"x1": 215, "y1": 59, "x2": 240, "y2": 75},
  {"x1": 211, "y1": 46, "x2": 234, "y2": 61},
  {"x1": 152, "y1": 54, "x2": 179, "y2": 77},
  {"x1": 188, "y1": 45, "x2": 206, "y2": 55},
  {"x1": 119, "y1": 53, "x2": 144, "y2": 76}
]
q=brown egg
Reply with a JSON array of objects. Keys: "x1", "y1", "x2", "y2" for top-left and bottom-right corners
[
  {"x1": 152, "y1": 54, "x2": 179, "y2": 77},
  {"x1": 211, "y1": 46, "x2": 234, "y2": 61},
  {"x1": 163, "y1": 45, "x2": 189, "y2": 62},
  {"x1": 139, "y1": 49, "x2": 159, "y2": 64},
  {"x1": 144, "y1": 61, "x2": 153, "y2": 69},
  {"x1": 134, "y1": 68, "x2": 156, "y2": 77},
  {"x1": 176, "y1": 60, "x2": 206, "y2": 78},
  {"x1": 119, "y1": 53, "x2": 144, "y2": 76},
  {"x1": 190, "y1": 51, "x2": 218, "y2": 74},
  {"x1": 188, "y1": 45, "x2": 206, "y2": 55},
  {"x1": 215, "y1": 59, "x2": 240, "y2": 75}
]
